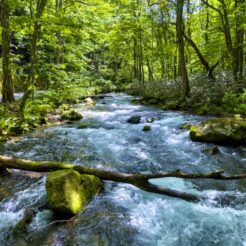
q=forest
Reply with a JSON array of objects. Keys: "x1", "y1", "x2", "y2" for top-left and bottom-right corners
[{"x1": 0, "y1": 0, "x2": 245, "y2": 245}]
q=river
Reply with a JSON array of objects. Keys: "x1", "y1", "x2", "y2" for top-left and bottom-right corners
[{"x1": 0, "y1": 93, "x2": 245, "y2": 245}]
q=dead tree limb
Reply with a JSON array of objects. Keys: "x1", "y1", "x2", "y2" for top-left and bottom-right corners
[{"x1": 0, "y1": 155, "x2": 245, "y2": 202}]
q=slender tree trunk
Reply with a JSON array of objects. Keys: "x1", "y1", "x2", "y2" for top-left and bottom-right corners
[
  {"x1": 176, "y1": 0, "x2": 190, "y2": 98},
  {"x1": 55, "y1": 0, "x2": 63, "y2": 64},
  {"x1": 184, "y1": 34, "x2": 219, "y2": 80},
  {"x1": 19, "y1": 0, "x2": 48, "y2": 116},
  {"x1": 139, "y1": 28, "x2": 145, "y2": 88},
  {"x1": 203, "y1": 0, "x2": 244, "y2": 91},
  {"x1": 173, "y1": 56, "x2": 177, "y2": 79},
  {"x1": 0, "y1": 0, "x2": 14, "y2": 103},
  {"x1": 234, "y1": 0, "x2": 244, "y2": 90},
  {"x1": 146, "y1": 56, "x2": 153, "y2": 82},
  {"x1": 133, "y1": 38, "x2": 138, "y2": 80},
  {"x1": 204, "y1": 0, "x2": 209, "y2": 43}
]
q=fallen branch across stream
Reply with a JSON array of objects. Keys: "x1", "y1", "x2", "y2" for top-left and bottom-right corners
[{"x1": 0, "y1": 155, "x2": 245, "y2": 202}]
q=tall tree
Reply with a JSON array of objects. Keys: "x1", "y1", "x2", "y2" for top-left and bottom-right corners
[
  {"x1": 55, "y1": 0, "x2": 63, "y2": 65},
  {"x1": 20, "y1": 0, "x2": 48, "y2": 115},
  {"x1": 0, "y1": 0, "x2": 14, "y2": 103},
  {"x1": 184, "y1": 34, "x2": 219, "y2": 80},
  {"x1": 176, "y1": 0, "x2": 190, "y2": 98},
  {"x1": 202, "y1": 0, "x2": 245, "y2": 91}
]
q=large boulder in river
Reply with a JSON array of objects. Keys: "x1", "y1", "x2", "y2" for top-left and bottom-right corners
[
  {"x1": 127, "y1": 116, "x2": 141, "y2": 124},
  {"x1": 61, "y1": 110, "x2": 83, "y2": 121},
  {"x1": 46, "y1": 170, "x2": 102, "y2": 216},
  {"x1": 190, "y1": 118, "x2": 246, "y2": 145}
]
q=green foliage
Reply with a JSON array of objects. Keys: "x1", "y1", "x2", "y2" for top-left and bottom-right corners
[
  {"x1": 0, "y1": 0, "x2": 245, "y2": 132},
  {"x1": 222, "y1": 90, "x2": 246, "y2": 116}
]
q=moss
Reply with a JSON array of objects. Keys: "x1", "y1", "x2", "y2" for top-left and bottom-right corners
[
  {"x1": 143, "y1": 125, "x2": 151, "y2": 132},
  {"x1": 61, "y1": 110, "x2": 83, "y2": 121},
  {"x1": 179, "y1": 123, "x2": 192, "y2": 130},
  {"x1": 190, "y1": 118, "x2": 246, "y2": 145},
  {"x1": 77, "y1": 122, "x2": 89, "y2": 129},
  {"x1": 12, "y1": 209, "x2": 35, "y2": 236},
  {"x1": 46, "y1": 170, "x2": 102, "y2": 216}
]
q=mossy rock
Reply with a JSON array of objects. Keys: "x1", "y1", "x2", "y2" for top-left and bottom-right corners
[
  {"x1": 190, "y1": 118, "x2": 246, "y2": 145},
  {"x1": 12, "y1": 208, "x2": 35, "y2": 236},
  {"x1": 127, "y1": 116, "x2": 141, "y2": 124},
  {"x1": 145, "y1": 117, "x2": 155, "y2": 123},
  {"x1": 143, "y1": 125, "x2": 151, "y2": 132},
  {"x1": 77, "y1": 122, "x2": 89, "y2": 129},
  {"x1": 179, "y1": 123, "x2": 192, "y2": 130},
  {"x1": 61, "y1": 110, "x2": 83, "y2": 121},
  {"x1": 46, "y1": 170, "x2": 102, "y2": 216}
]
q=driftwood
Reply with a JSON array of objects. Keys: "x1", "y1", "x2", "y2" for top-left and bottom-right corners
[{"x1": 0, "y1": 155, "x2": 246, "y2": 202}]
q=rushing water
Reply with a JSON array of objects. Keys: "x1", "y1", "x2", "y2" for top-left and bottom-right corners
[{"x1": 0, "y1": 93, "x2": 246, "y2": 246}]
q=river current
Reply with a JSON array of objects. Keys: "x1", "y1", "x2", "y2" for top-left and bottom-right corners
[{"x1": 0, "y1": 93, "x2": 245, "y2": 245}]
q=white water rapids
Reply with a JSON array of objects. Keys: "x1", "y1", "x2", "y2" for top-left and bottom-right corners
[{"x1": 0, "y1": 93, "x2": 245, "y2": 245}]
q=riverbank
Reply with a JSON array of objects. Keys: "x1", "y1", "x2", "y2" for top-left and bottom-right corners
[
  {"x1": 0, "y1": 86, "x2": 102, "y2": 143},
  {"x1": 127, "y1": 78, "x2": 246, "y2": 117}
]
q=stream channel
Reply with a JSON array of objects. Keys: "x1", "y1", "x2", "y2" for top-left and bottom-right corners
[{"x1": 0, "y1": 93, "x2": 245, "y2": 245}]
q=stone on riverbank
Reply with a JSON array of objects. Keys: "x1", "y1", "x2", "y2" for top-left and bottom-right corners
[
  {"x1": 190, "y1": 118, "x2": 246, "y2": 145},
  {"x1": 46, "y1": 170, "x2": 102, "y2": 216},
  {"x1": 84, "y1": 97, "x2": 96, "y2": 106},
  {"x1": 61, "y1": 110, "x2": 83, "y2": 121}
]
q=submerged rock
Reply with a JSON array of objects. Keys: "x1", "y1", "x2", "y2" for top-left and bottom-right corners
[
  {"x1": 146, "y1": 117, "x2": 155, "y2": 123},
  {"x1": 46, "y1": 170, "x2": 102, "y2": 216},
  {"x1": 77, "y1": 122, "x2": 89, "y2": 129},
  {"x1": 127, "y1": 116, "x2": 141, "y2": 124},
  {"x1": 190, "y1": 118, "x2": 246, "y2": 145},
  {"x1": 203, "y1": 146, "x2": 220, "y2": 155},
  {"x1": 143, "y1": 125, "x2": 151, "y2": 132},
  {"x1": 61, "y1": 110, "x2": 83, "y2": 121},
  {"x1": 12, "y1": 208, "x2": 36, "y2": 236}
]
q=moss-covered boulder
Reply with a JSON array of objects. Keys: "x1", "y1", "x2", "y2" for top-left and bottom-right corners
[
  {"x1": 77, "y1": 122, "x2": 89, "y2": 129},
  {"x1": 190, "y1": 118, "x2": 246, "y2": 145},
  {"x1": 61, "y1": 110, "x2": 83, "y2": 121},
  {"x1": 143, "y1": 125, "x2": 151, "y2": 132},
  {"x1": 46, "y1": 170, "x2": 102, "y2": 216},
  {"x1": 127, "y1": 116, "x2": 141, "y2": 124}
]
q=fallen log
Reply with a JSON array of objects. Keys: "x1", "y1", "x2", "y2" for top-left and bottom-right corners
[{"x1": 0, "y1": 155, "x2": 245, "y2": 202}]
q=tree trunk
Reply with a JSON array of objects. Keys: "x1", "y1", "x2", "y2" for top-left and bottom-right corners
[
  {"x1": 0, "y1": 0, "x2": 14, "y2": 103},
  {"x1": 55, "y1": 0, "x2": 63, "y2": 64},
  {"x1": 176, "y1": 0, "x2": 190, "y2": 98},
  {"x1": 184, "y1": 34, "x2": 219, "y2": 80},
  {"x1": 202, "y1": 0, "x2": 244, "y2": 91},
  {"x1": 146, "y1": 56, "x2": 153, "y2": 82},
  {"x1": 19, "y1": 0, "x2": 48, "y2": 116},
  {"x1": 0, "y1": 155, "x2": 246, "y2": 203},
  {"x1": 234, "y1": 0, "x2": 244, "y2": 90}
]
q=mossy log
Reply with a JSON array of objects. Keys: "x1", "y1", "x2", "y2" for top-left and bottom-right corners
[{"x1": 0, "y1": 155, "x2": 246, "y2": 202}]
